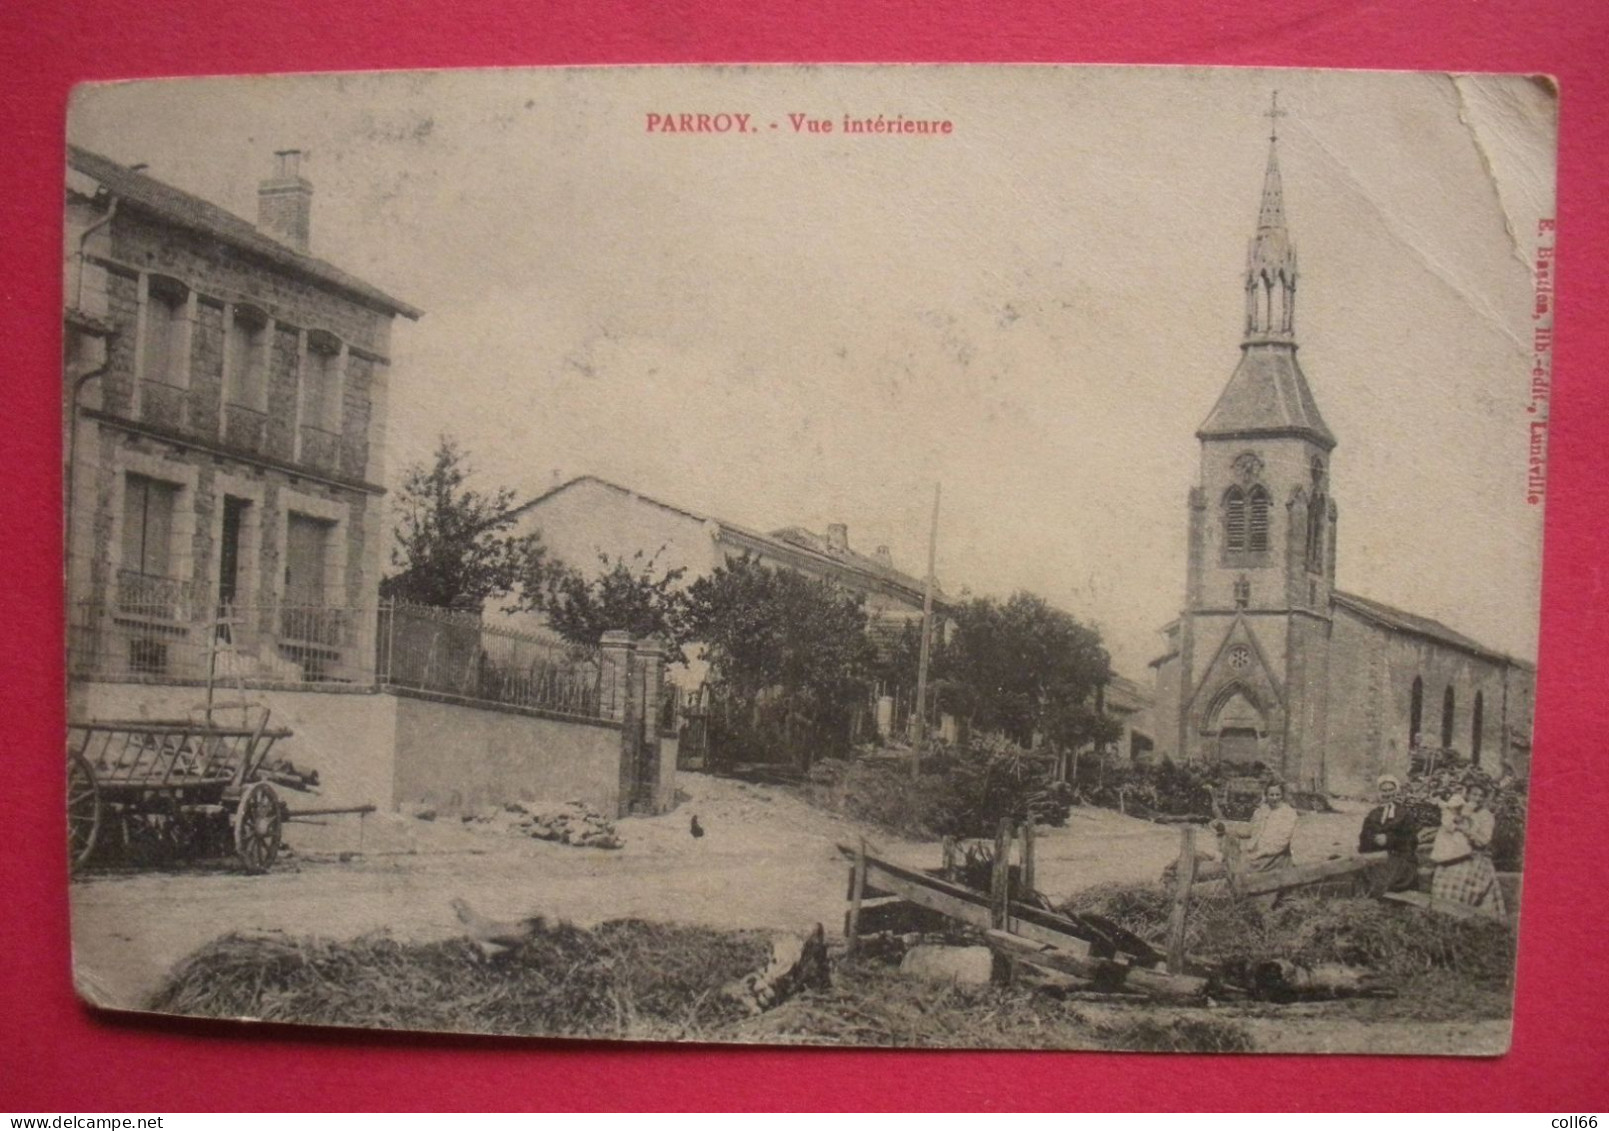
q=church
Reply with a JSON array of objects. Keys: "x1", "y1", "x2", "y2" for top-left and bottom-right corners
[{"x1": 1147, "y1": 107, "x2": 1536, "y2": 798}]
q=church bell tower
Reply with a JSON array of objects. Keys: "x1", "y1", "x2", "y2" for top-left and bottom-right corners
[{"x1": 1175, "y1": 94, "x2": 1339, "y2": 789}]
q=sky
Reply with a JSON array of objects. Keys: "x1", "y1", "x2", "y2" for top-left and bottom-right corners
[{"x1": 68, "y1": 66, "x2": 1556, "y2": 676}]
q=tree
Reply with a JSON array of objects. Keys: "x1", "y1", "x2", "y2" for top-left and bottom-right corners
[
  {"x1": 382, "y1": 436, "x2": 545, "y2": 610},
  {"x1": 684, "y1": 554, "x2": 878, "y2": 767},
  {"x1": 536, "y1": 550, "x2": 692, "y2": 663},
  {"x1": 938, "y1": 591, "x2": 1115, "y2": 751}
]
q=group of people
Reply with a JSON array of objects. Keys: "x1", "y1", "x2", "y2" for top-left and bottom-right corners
[
  {"x1": 1202, "y1": 775, "x2": 1507, "y2": 917},
  {"x1": 1360, "y1": 773, "x2": 1507, "y2": 914}
]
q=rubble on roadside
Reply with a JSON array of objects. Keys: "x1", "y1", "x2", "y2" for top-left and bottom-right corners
[{"x1": 456, "y1": 799, "x2": 624, "y2": 849}]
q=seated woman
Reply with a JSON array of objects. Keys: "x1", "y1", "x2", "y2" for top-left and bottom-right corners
[
  {"x1": 1429, "y1": 784, "x2": 1507, "y2": 916},
  {"x1": 1213, "y1": 781, "x2": 1299, "y2": 906},
  {"x1": 1358, "y1": 774, "x2": 1421, "y2": 893}
]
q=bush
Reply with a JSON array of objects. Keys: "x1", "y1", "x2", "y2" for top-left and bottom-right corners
[
  {"x1": 802, "y1": 734, "x2": 1073, "y2": 840},
  {"x1": 1069, "y1": 756, "x2": 1335, "y2": 822},
  {"x1": 1076, "y1": 757, "x2": 1247, "y2": 820}
]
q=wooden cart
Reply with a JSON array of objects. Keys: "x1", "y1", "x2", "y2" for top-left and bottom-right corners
[{"x1": 67, "y1": 707, "x2": 294, "y2": 873}]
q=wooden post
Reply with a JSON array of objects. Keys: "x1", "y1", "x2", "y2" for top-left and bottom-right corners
[
  {"x1": 1021, "y1": 819, "x2": 1036, "y2": 898},
  {"x1": 846, "y1": 837, "x2": 868, "y2": 957},
  {"x1": 941, "y1": 835, "x2": 957, "y2": 880},
  {"x1": 1166, "y1": 825, "x2": 1197, "y2": 975},
  {"x1": 991, "y1": 818, "x2": 1012, "y2": 930},
  {"x1": 1219, "y1": 823, "x2": 1242, "y2": 897}
]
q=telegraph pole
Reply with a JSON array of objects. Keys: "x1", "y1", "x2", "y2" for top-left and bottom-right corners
[{"x1": 912, "y1": 482, "x2": 940, "y2": 779}]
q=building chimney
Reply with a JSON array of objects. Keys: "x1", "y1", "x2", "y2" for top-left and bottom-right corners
[
  {"x1": 826, "y1": 523, "x2": 849, "y2": 553},
  {"x1": 258, "y1": 149, "x2": 312, "y2": 253},
  {"x1": 874, "y1": 545, "x2": 894, "y2": 568}
]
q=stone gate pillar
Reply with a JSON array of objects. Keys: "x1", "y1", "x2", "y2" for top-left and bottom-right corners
[
  {"x1": 635, "y1": 634, "x2": 673, "y2": 813},
  {"x1": 598, "y1": 629, "x2": 632, "y2": 724}
]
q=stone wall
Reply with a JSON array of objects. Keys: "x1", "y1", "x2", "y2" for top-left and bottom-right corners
[
  {"x1": 391, "y1": 692, "x2": 627, "y2": 817},
  {"x1": 68, "y1": 679, "x2": 669, "y2": 820}
]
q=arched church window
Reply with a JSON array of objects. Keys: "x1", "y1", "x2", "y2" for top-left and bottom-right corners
[
  {"x1": 1306, "y1": 493, "x2": 1325, "y2": 572},
  {"x1": 1441, "y1": 686, "x2": 1456, "y2": 749},
  {"x1": 1472, "y1": 691, "x2": 1485, "y2": 765},
  {"x1": 1410, "y1": 676, "x2": 1424, "y2": 747},
  {"x1": 1248, "y1": 486, "x2": 1271, "y2": 552},
  {"x1": 1224, "y1": 487, "x2": 1247, "y2": 552}
]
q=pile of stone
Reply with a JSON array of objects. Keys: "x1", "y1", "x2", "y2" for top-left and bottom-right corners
[{"x1": 491, "y1": 799, "x2": 623, "y2": 849}]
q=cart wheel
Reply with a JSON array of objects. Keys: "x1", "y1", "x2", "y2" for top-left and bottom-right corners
[
  {"x1": 67, "y1": 751, "x2": 101, "y2": 870},
  {"x1": 233, "y1": 781, "x2": 282, "y2": 874}
]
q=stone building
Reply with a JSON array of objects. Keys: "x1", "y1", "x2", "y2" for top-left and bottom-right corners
[
  {"x1": 60, "y1": 151, "x2": 675, "y2": 820},
  {"x1": 508, "y1": 474, "x2": 947, "y2": 636},
  {"x1": 1147, "y1": 118, "x2": 1535, "y2": 797},
  {"x1": 64, "y1": 146, "x2": 423, "y2": 687}
]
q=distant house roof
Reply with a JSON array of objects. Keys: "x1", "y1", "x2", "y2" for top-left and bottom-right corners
[
  {"x1": 513, "y1": 474, "x2": 949, "y2": 611},
  {"x1": 1105, "y1": 673, "x2": 1154, "y2": 714},
  {"x1": 767, "y1": 524, "x2": 939, "y2": 605},
  {"x1": 67, "y1": 145, "x2": 422, "y2": 320},
  {"x1": 1196, "y1": 343, "x2": 1335, "y2": 450},
  {"x1": 1333, "y1": 590, "x2": 1534, "y2": 669}
]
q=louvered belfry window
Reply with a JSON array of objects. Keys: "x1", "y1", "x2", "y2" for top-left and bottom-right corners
[
  {"x1": 1248, "y1": 487, "x2": 1271, "y2": 552},
  {"x1": 1225, "y1": 487, "x2": 1247, "y2": 552}
]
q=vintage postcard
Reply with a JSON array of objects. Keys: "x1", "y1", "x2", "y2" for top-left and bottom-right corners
[{"x1": 63, "y1": 65, "x2": 1554, "y2": 1054}]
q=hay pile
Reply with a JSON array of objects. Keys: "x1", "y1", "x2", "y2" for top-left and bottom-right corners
[
  {"x1": 1062, "y1": 883, "x2": 1516, "y2": 995},
  {"x1": 462, "y1": 800, "x2": 623, "y2": 849},
  {"x1": 731, "y1": 961, "x2": 1254, "y2": 1051},
  {"x1": 148, "y1": 917, "x2": 1261, "y2": 1049},
  {"x1": 147, "y1": 919, "x2": 771, "y2": 1040}
]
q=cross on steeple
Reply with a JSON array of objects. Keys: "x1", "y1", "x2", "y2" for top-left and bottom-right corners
[{"x1": 1265, "y1": 90, "x2": 1287, "y2": 143}]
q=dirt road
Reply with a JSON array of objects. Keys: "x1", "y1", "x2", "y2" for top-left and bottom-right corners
[
  {"x1": 72, "y1": 774, "x2": 939, "y2": 1009},
  {"x1": 72, "y1": 777, "x2": 1480, "y2": 1053}
]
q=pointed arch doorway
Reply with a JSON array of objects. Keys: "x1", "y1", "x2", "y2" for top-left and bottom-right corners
[{"x1": 1209, "y1": 684, "x2": 1268, "y2": 765}]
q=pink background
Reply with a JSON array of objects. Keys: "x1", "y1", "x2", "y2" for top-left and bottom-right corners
[{"x1": 3, "y1": 0, "x2": 1606, "y2": 1111}]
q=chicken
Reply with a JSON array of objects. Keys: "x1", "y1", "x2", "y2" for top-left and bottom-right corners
[
  {"x1": 690, "y1": 814, "x2": 705, "y2": 839},
  {"x1": 450, "y1": 897, "x2": 545, "y2": 960}
]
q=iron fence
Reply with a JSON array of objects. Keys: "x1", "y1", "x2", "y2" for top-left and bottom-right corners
[
  {"x1": 114, "y1": 568, "x2": 199, "y2": 622},
  {"x1": 69, "y1": 596, "x2": 370, "y2": 686},
  {"x1": 70, "y1": 594, "x2": 609, "y2": 718},
  {"x1": 376, "y1": 602, "x2": 604, "y2": 719}
]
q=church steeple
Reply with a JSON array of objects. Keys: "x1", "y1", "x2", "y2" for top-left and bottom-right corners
[
  {"x1": 1198, "y1": 93, "x2": 1334, "y2": 450},
  {"x1": 1245, "y1": 92, "x2": 1297, "y2": 342}
]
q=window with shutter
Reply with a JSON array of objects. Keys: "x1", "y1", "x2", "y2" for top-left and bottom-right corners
[
  {"x1": 227, "y1": 304, "x2": 268, "y2": 409},
  {"x1": 1248, "y1": 486, "x2": 1270, "y2": 552},
  {"x1": 285, "y1": 513, "x2": 334, "y2": 606},
  {"x1": 142, "y1": 277, "x2": 188, "y2": 387},
  {"x1": 301, "y1": 331, "x2": 342, "y2": 433},
  {"x1": 122, "y1": 474, "x2": 178, "y2": 578},
  {"x1": 1225, "y1": 487, "x2": 1247, "y2": 552}
]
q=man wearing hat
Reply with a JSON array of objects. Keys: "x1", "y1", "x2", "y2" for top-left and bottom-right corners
[{"x1": 1358, "y1": 774, "x2": 1420, "y2": 893}]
